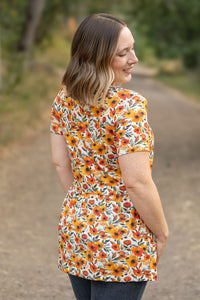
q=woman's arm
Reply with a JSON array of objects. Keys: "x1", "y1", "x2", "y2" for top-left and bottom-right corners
[
  {"x1": 50, "y1": 133, "x2": 74, "y2": 194},
  {"x1": 119, "y1": 151, "x2": 169, "y2": 262}
]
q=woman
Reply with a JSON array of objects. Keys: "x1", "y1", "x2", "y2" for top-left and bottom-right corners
[{"x1": 50, "y1": 13, "x2": 168, "y2": 300}]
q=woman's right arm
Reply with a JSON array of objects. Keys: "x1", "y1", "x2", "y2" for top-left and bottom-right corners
[{"x1": 119, "y1": 151, "x2": 169, "y2": 262}]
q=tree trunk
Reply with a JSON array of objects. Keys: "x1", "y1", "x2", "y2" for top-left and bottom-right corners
[{"x1": 17, "y1": 0, "x2": 47, "y2": 54}]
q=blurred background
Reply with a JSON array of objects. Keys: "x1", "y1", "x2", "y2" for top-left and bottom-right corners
[
  {"x1": 0, "y1": 0, "x2": 199, "y2": 151},
  {"x1": 0, "y1": 1, "x2": 200, "y2": 299}
]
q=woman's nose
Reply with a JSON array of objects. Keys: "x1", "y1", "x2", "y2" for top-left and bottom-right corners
[{"x1": 128, "y1": 50, "x2": 138, "y2": 64}]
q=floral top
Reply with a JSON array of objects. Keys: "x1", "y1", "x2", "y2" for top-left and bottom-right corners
[{"x1": 50, "y1": 86, "x2": 157, "y2": 282}]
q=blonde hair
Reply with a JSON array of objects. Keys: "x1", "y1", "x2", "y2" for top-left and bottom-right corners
[{"x1": 62, "y1": 13, "x2": 126, "y2": 107}]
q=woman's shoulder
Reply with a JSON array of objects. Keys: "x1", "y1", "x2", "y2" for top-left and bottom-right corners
[{"x1": 107, "y1": 86, "x2": 147, "y2": 110}]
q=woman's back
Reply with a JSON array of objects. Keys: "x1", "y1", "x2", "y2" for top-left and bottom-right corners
[{"x1": 50, "y1": 85, "x2": 156, "y2": 282}]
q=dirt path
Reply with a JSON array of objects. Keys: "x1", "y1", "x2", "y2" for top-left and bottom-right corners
[{"x1": 0, "y1": 72, "x2": 200, "y2": 300}]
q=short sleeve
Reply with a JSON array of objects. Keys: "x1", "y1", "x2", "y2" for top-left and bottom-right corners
[
  {"x1": 116, "y1": 95, "x2": 151, "y2": 156},
  {"x1": 50, "y1": 88, "x2": 65, "y2": 135}
]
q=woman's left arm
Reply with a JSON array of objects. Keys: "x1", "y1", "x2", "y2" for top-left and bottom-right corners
[{"x1": 50, "y1": 133, "x2": 74, "y2": 194}]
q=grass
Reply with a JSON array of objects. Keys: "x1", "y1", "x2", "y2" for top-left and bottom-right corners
[{"x1": 0, "y1": 30, "x2": 71, "y2": 152}]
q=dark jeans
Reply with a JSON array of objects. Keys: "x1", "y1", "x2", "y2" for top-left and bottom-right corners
[{"x1": 68, "y1": 274, "x2": 147, "y2": 300}]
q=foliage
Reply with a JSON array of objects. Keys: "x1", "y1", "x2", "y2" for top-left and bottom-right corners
[{"x1": 127, "y1": 0, "x2": 200, "y2": 69}]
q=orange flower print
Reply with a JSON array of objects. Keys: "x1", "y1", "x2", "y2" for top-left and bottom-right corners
[
  {"x1": 67, "y1": 114, "x2": 72, "y2": 121},
  {"x1": 126, "y1": 218, "x2": 137, "y2": 230},
  {"x1": 105, "y1": 225, "x2": 115, "y2": 233},
  {"x1": 113, "y1": 193, "x2": 123, "y2": 203},
  {"x1": 71, "y1": 253, "x2": 77, "y2": 262},
  {"x1": 133, "y1": 232, "x2": 141, "y2": 240},
  {"x1": 118, "y1": 251, "x2": 126, "y2": 259},
  {"x1": 75, "y1": 258, "x2": 86, "y2": 269},
  {"x1": 74, "y1": 223, "x2": 83, "y2": 233},
  {"x1": 84, "y1": 250, "x2": 93, "y2": 262},
  {"x1": 83, "y1": 270, "x2": 89, "y2": 276},
  {"x1": 121, "y1": 138, "x2": 129, "y2": 146},
  {"x1": 51, "y1": 123, "x2": 59, "y2": 133},
  {"x1": 80, "y1": 165, "x2": 91, "y2": 176},
  {"x1": 90, "y1": 264, "x2": 98, "y2": 273},
  {"x1": 100, "y1": 268, "x2": 108, "y2": 276},
  {"x1": 99, "y1": 251, "x2": 107, "y2": 259},
  {"x1": 61, "y1": 233, "x2": 67, "y2": 243},
  {"x1": 150, "y1": 258, "x2": 157, "y2": 270},
  {"x1": 70, "y1": 151, "x2": 76, "y2": 158},
  {"x1": 51, "y1": 87, "x2": 156, "y2": 282},
  {"x1": 86, "y1": 132, "x2": 92, "y2": 138},
  {"x1": 126, "y1": 256, "x2": 138, "y2": 268},
  {"x1": 75, "y1": 237, "x2": 80, "y2": 244},
  {"x1": 111, "y1": 244, "x2": 120, "y2": 251},
  {"x1": 91, "y1": 142, "x2": 98, "y2": 150},
  {"x1": 119, "y1": 119, "x2": 128, "y2": 126},
  {"x1": 138, "y1": 109, "x2": 145, "y2": 117},
  {"x1": 144, "y1": 271, "x2": 151, "y2": 279},
  {"x1": 118, "y1": 213, "x2": 126, "y2": 222},
  {"x1": 96, "y1": 144, "x2": 106, "y2": 155},
  {"x1": 81, "y1": 233, "x2": 88, "y2": 240},
  {"x1": 113, "y1": 207, "x2": 120, "y2": 214},
  {"x1": 124, "y1": 276, "x2": 132, "y2": 282},
  {"x1": 105, "y1": 125, "x2": 115, "y2": 136},
  {"x1": 105, "y1": 262, "x2": 114, "y2": 271},
  {"x1": 79, "y1": 244, "x2": 84, "y2": 253},
  {"x1": 99, "y1": 231, "x2": 108, "y2": 239},
  {"x1": 95, "y1": 121, "x2": 100, "y2": 129},
  {"x1": 91, "y1": 107, "x2": 102, "y2": 117},
  {"x1": 66, "y1": 98, "x2": 75, "y2": 110},
  {"x1": 127, "y1": 147, "x2": 138, "y2": 153},
  {"x1": 123, "y1": 240, "x2": 131, "y2": 246},
  {"x1": 111, "y1": 265, "x2": 123, "y2": 277},
  {"x1": 101, "y1": 214, "x2": 108, "y2": 222},
  {"x1": 116, "y1": 105, "x2": 124, "y2": 114},
  {"x1": 143, "y1": 254, "x2": 150, "y2": 261},
  {"x1": 116, "y1": 129, "x2": 125, "y2": 139},
  {"x1": 89, "y1": 227, "x2": 98, "y2": 236},
  {"x1": 133, "y1": 95, "x2": 141, "y2": 103},
  {"x1": 134, "y1": 268, "x2": 142, "y2": 277},
  {"x1": 103, "y1": 134, "x2": 114, "y2": 145},
  {"x1": 131, "y1": 112, "x2": 143, "y2": 123},
  {"x1": 119, "y1": 228, "x2": 127, "y2": 235},
  {"x1": 68, "y1": 136, "x2": 78, "y2": 147},
  {"x1": 67, "y1": 243, "x2": 72, "y2": 250},
  {"x1": 107, "y1": 97, "x2": 120, "y2": 108},
  {"x1": 141, "y1": 245, "x2": 148, "y2": 253},
  {"x1": 87, "y1": 242, "x2": 98, "y2": 252},
  {"x1": 153, "y1": 274, "x2": 157, "y2": 281},
  {"x1": 131, "y1": 247, "x2": 143, "y2": 257},
  {"x1": 86, "y1": 214, "x2": 96, "y2": 225},
  {"x1": 96, "y1": 242, "x2": 104, "y2": 250},
  {"x1": 117, "y1": 90, "x2": 131, "y2": 99},
  {"x1": 134, "y1": 127, "x2": 142, "y2": 134},
  {"x1": 87, "y1": 177, "x2": 96, "y2": 185},
  {"x1": 130, "y1": 209, "x2": 140, "y2": 219},
  {"x1": 99, "y1": 159, "x2": 107, "y2": 166},
  {"x1": 110, "y1": 229, "x2": 122, "y2": 240},
  {"x1": 79, "y1": 107, "x2": 85, "y2": 115},
  {"x1": 93, "y1": 206, "x2": 102, "y2": 216},
  {"x1": 77, "y1": 122, "x2": 86, "y2": 132}
]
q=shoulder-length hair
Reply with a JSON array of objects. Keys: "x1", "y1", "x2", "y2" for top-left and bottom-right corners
[{"x1": 62, "y1": 13, "x2": 126, "y2": 107}]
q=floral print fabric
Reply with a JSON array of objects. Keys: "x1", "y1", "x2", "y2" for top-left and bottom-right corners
[{"x1": 50, "y1": 86, "x2": 157, "y2": 282}]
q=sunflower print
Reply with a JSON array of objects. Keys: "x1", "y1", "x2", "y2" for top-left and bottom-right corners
[{"x1": 50, "y1": 85, "x2": 156, "y2": 282}]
